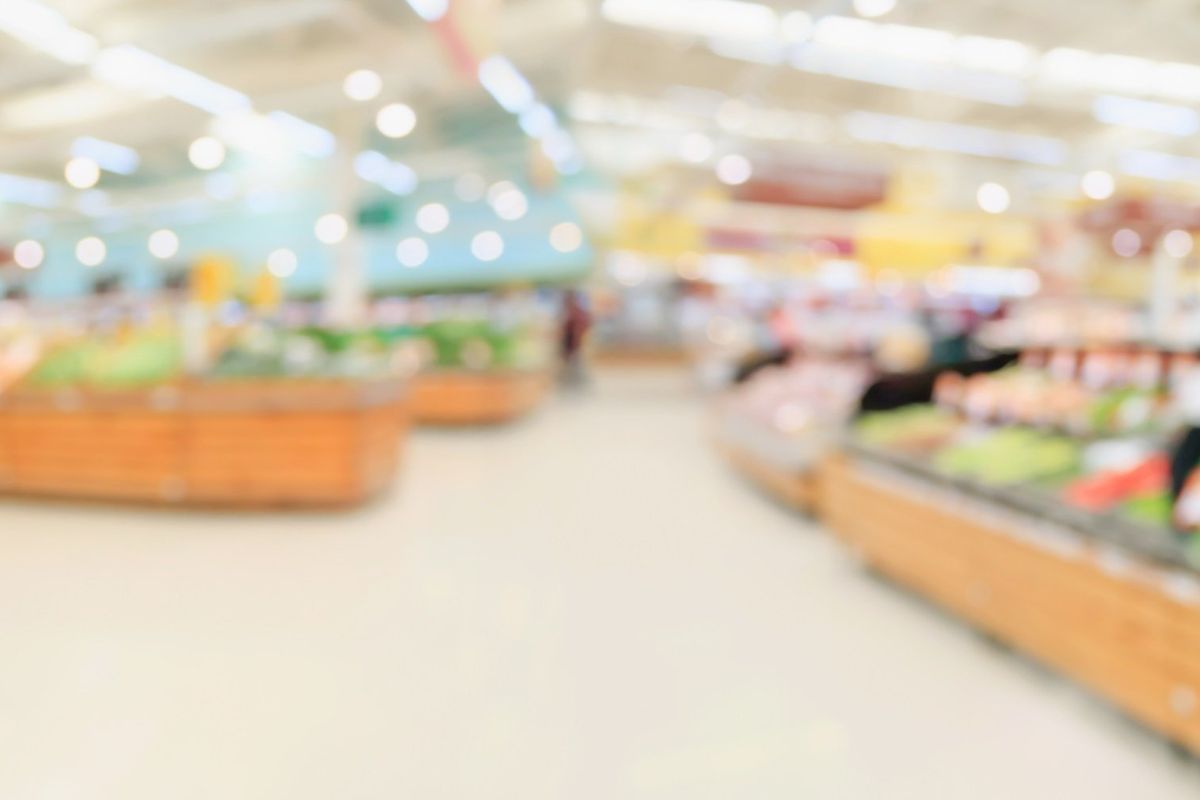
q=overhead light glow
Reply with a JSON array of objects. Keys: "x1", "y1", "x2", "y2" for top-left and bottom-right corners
[
  {"x1": 477, "y1": 55, "x2": 536, "y2": 113},
  {"x1": 343, "y1": 69, "x2": 382, "y2": 102},
  {"x1": 518, "y1": 104, "x2": 558, "y2": 138},
  {"x1": 1112, "y1": 228, "x2": 1142, "y2": 257},
  {"x1": 1092, "y1": 95, "x2": 1200, "y2": 136},
  {"x1": 93, "y1": 45, "x2": 251, "y2": 116},
  {"x1": 550, "y1": 222, "x2": 584, "y2": 253},
  {"x1": 1117, "y1": 149, "x2": 1200, "y2": 182},
  {"x1": 268, "y1": 111, "x2": 337, "y2": 158},
  {"x1": 471, "y1": 231, "x2": 505, "y2": 262},
  {"x1": 680, "y1": 132, "x2": 715, "y2": 163},
  {"x1": 492, "y1": 188, "x2": 528, "y2": 221},
  {"x1": 600, "y1": 0, "x2": 779, "y2": 42},
  {"x1": 267, "y1": 248, "x2": 297, "y2": 277},
  {"x1": 13, "y1": 240, "x2": 44, "y2": 270},
  {"x1": 383, "y1": 162, "x2": 418, "y2": 195},
  {"x1": 75, "y1": 236, "x2": 106, "y2": 267},
  {"x1": 416, "y1": 203, "x2": 450, "y2": 234},
  {"x1": 189, "y1": 136, "x2": 226, "y2": 170},
  {"x1": 976, "y1": 182, "x2": 1010, "y2": 214},
  {"x1": 0, "y1": 172, "x2": 62, "y2": 208},
  {"x1": 715, "y1": 153, "x2": 753, "y2": 185},
  {"x1": 148, "y1": 229, "x2": 180, "y2": 259},
  {"x1": 853, "y1": 0, "x2": 896, "y2": 18},
  {"x1": 404, "y1": 0, "x2": 449, "y2": 21},
  {"x1": 0, "y1": 0, "x2": 99, "y2": 65},
  {"x1": 205, "y1": 172, "x2": 238, "y2": 200},
  {"x1": 1164, "y1": 229, "x2": 1194, "y2": 259},
  {"x1": 315, "y1": 213, "x2": 349, "y2": 244},
  {"x1": 845, "y1": 111, "x2": 1066, "y2": 165},
  {"x1": 71, "y1": 137, "x2": 139, "y2": 175},
  {"x1": 354, "y1": 150, "x2": 390, "y2": 182},
  {"x1": 377, "y1": 103, "x2": 417, "y2": 138},
  {"x1": 396, "y1": 237, "x2": 429, "y2": 267},
  {"x1": 64, "y1": 157, "x2": 100, "y2": 189},
  {"x1": 1081, "y1": 170, "x2": 1115, "y2": 200}
]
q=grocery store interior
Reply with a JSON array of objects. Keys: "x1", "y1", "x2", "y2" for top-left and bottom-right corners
[{"x1": 4, "y1": 0, "x2": 1200, "y2": 796}]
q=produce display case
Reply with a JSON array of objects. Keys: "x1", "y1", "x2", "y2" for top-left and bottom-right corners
[
  {"x1": 825, "y1": 441, "x2": 1200, "y2": 755},
  {"x1": 0, "y1": 378, "x2": 408, "y2": 507},
  {"x1": 410, "y1": 369, "x2": 551, "y2": 425}
]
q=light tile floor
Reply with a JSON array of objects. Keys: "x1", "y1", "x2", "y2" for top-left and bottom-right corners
[{"x1": 0, "y1": 368, "x2": 1197, "y2": 798}]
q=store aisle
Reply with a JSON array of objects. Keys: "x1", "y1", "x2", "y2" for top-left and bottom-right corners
[{"x1": 0, "y1": 368, "x2": 1197, "y2": 799}]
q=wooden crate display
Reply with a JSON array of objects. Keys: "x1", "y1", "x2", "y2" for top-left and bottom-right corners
[
  {"x1": 823, "y1": 456, "x2": 1200, "y2": 753},
  {"x1": 0, "y1": 378, "x2": 408, "y2": 508},
  {"x1": 410, "y1": 370, "x2": 549, "y2": 425}
]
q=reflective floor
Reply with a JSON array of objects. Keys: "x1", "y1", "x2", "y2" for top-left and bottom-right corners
[{"x1": 0, "y1": 368, "x2": 1197, "y2": 799}]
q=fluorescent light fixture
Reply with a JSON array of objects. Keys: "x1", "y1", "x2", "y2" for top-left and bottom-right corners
[
  {"x1": 71, "y1": 136, "x2": 140, "y2": 175},
  {"x1": 853, "y1": 0, "x2": 896, "y2": 18},
  {"x1": 93, "y1": 45, "x2": 251, "y2": 116},
  {"x1": 601, "y1": 0, "x2": 778, "y2": 42},
  {"x1": 953, "y1": 36, "x2": 1033, "y2": 75},
  {"x1": 845, "y1": 111, "x2": 1065, "y2": 165},
  {"x1": 1117, "y1": 149, "x2": 1200, "y2": 182},
  {"x1": 0, "y1": 172, "x2": 62, "y2": 208},
  {"x1": 518, "y1": 103, "x2": 558, "y2": 138},
  {"x1": 342, "y1": 69, "x2": 382, "y2": 101},
  {"x1": 64, "y1": 157, "x2": 101, "y2": 189},
  {"x1": 1081, "y1": 169, "x2": 1115, "y2": 200},
  {"x1": 383, "y1": 162, "x2": 418, "y2": 195},
  {"x1": 0, "y1": 0, "x2": 98, "y2": 65},
  {"x1": 268, "y1": 111, "x2": 336, "y2": 157},
  {"x1": 874, "y1": 24, "x2": 954, "y2": 63},
  {"x1": 948, "y1": 266, "x2": 1040, "y2": 297},
  {"x1": 354, "y1": 150, "x2": 390, "y2": 182},
  {"x1": 478, "y1": 55, "x2": 536, "y2": 113},
  {"x1": 376, "y1": 103, "x2": 417, "y2": 138},
  {"x1": 405, "y1": 0, "x2": 449, "y2": 22},
  {"x1": 1093, "y1": 95, "x2": 1199, "y2": 136}
]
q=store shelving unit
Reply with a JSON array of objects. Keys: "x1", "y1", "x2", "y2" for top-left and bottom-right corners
[
  {"x1": 823, "y1": 445, "x2": 1200, "y2": 754},
  {"x1": 410, "y1": 370, "x2": 550, "y2": 425}
]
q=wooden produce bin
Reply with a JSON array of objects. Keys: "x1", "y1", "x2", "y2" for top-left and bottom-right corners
[
  {"x1": 823, "y1": 454, "x2": 1200, "y2": 754},
  {"x1": 410, "y1": 369, "x2": 549, "y2": 425},
  {"x1": 0, "y1": 378, "x2": 408, "y2": 508}
]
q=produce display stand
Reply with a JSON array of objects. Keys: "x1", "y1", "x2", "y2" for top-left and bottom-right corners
[
  {"x1": 712, "y1": 408, "x2": 835, "y2": 514},
  {"x1": 716, "y1": 438, "x2": 823, "y2": 513},
  {"x1": 0, "y1": 377, "x2": 408, "y2": 508},
  {"x1": 823, "y1": 445, "x2": 1200, "y2": 754},
  {"x1": 410, "y1": 369, "x2": 550, "y2": 425}
]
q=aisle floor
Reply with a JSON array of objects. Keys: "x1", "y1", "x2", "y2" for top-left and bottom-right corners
[{"x1": 1, "y1": 368, "x2": 1198, "y2": 799}]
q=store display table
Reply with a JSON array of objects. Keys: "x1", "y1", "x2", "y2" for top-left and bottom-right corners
[
  {"x1": 824, "y1": 445, "x2": 1200, "y2": 754},
  {"x1": 0, "y1": 378, "x2": 408, "y2": 508},
  {"x1": 410, "y1": 369, "x2": 550, "y2": 425}
]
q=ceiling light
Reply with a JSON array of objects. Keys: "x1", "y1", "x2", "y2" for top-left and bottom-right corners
[
  {"x1": 189, "y1": 136, "x2": 226, "y2": 170},
  {"x1": 477, "y1": 55, "x2": 536, "y2": 113},
  {"x1": 0, "y1": 0, "x2": 98, "y2": 64},
  {"x1": 354, "y1": 150, "x2": 390, "y2": 182},
  {"x1": 487, "y1": 180, "x2": 518, "y2": 206},
  {"x1": 315, "y1": 213, "x2": 349, "y2": 244},
  {"x1": 680, "y1": 132, "x2": 715, "y2": 163},
  {"x1": 75, "y1": 236, "x2": 106, "y2": 267},
  {"x1": 518, "y1": 103, "x2": 558, "y2": 138},
  {"x1": 715, "y1": 154, "x2": 753, "y2": 185},
  {"x1": 1093, "y1": 94, "x2": 1200, "y2": 136},
  {"x1": 600, "y1": 0, "x2": 779, "y2": 42},
  {"x1": 1112, "y1": 228, "x2": 1141, "y2": 257},
  {"x1": 92, "y1": 45, "x2": 251, "y2": 116},
  {"x1": 781, "y1": 11, "x2": 813, "y2": 43},
  {"x1": 148, "y1": 229, "x2": 179, "y2": 259},
  {"x1": 64, "y1": 157, "x2": 100, "y2": 189},
  {"x1": 377, "y1": 103, "x2": 417, "y2": 138},
  {"x1": 852, "y1": 0, "x2": 896, "y2": 18},
  {"x1": 1081, "y1": 170, "x2": 1115, "y2": 200},
  {"x1": 416, "y1": 203, "x2": 450, "y2": 234},
  {"x1": 1164, "y1": 229, "x2": 1194, "y2": 259},
  {"x1": 976, "y1": 182, "x2": 1010, "y2": 214},
  {"x1": 71, "y1": 136, "x2": 139, "y2": 175},
  {"x1": 953, "y1": 35, "x2": 1034, "y2": 75},
  {"x1": 550, "y1": 222, "x2": 584, "y2": 253},
  {"x1": 845, "y1": 111, "x2": 1065, "y2": 165},
  {"x1": 13, "y1": 240, "x2": 43, "y2": 270},
  {"x1": 268, "y1": 111, "x2": 336, "y2": 158},
  {"x1": 0, "y1": 173, "x2": 62, "y2": 208},
  {"x1": 1117, "y1": 149, "x2": 1200, "y2": 182},
  {"x1": 492, "y1": 189, "x2": 528, "y2": 221},
  {"x1": 396, "y1": 237, "x2": 429, "y2": 267},
  {"x1": 383, "y1": 162, "x2": 418, "y2": 195},
  {"x1": 343, "y1": 69, "x2": 382, "y2": 102},
  {"x1": 404, "y1": 0, "x2": 449, "y2": 22},
  {"x1": 267, "y1": 248, "x2": 297, "y2": 277},
  {"x1": 471, "y1": 231, "x2": 504, "y2": 262}
]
